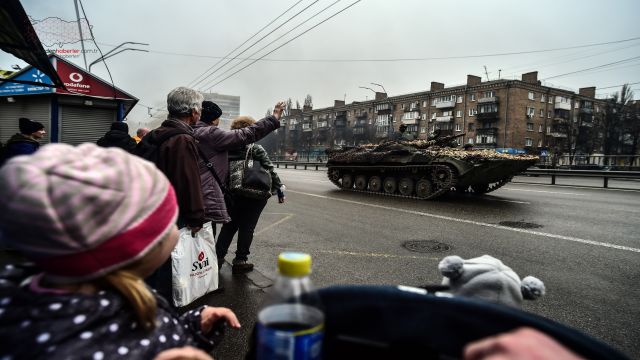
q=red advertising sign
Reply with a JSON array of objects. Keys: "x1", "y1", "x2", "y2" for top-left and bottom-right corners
[{"x1": 54, "y1": 59, "x2": 134, "y2": 100}]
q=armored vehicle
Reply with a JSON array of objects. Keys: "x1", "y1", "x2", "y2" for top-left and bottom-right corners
[{"x1": 326, "y1": 134, "x2": 538, "y2": 200}]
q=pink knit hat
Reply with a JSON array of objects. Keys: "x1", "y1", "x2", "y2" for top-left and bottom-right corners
[{"x1": 0, "y1": 143, "x2": 178, "y2": 283}]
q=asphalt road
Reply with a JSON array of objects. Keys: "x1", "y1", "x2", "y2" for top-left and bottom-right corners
[{"x1": 242, "y1": 168, "x2": 640, "y2": 358}]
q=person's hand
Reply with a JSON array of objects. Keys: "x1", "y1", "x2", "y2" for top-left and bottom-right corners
[
  {"x1": 187, "y1": 225, "x2": 202, "y2": 237},
  {"x1": 272, "y1": 101, "x2": 286, "y2": 120},
  {"x1": 200, "y1": 306, "x2": 241, "y2": 334},
  {"x1": 464, "y1": 327, "x2": 584, "y2": 360},
  {"x1": 153, "y1": 346, "x2": 214, "y2": 360}
]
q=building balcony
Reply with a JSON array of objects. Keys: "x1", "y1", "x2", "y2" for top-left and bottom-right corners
[
  {"x1": 375, "y1": 127, "x2": 389, "y2": 138},
  {"x1": 553, "y1": 116, "x2": 569, "y2": 124},
  {"x1": 579, "y1": 121, "x2": 593, "y2": 128},
  {"x1": 435, "y1": 100, "x2": 456, "y2": 109},
  {"x1": 402, "y1": 119, "x2": 418, "y2": 125},
  {"x1": 334, "y1": 119, "x2": 346, "y2": 128},
  {"x1": 580, "y1": 108, "x2": 593, "y2": 114},
  {"x1": 476, "y1": 127, "x2": 498, "y2": 136},
  {"x1": 547, "y1": 132, "x2": 567, "y2": 138},
  {"x1": 554, "y1": 101, "x2": 572, "y2": 111},
  {"x1": 302, "y1": 124, "x2": 313, "y2": 132},
  {"x1": 354, "y1": 119, "x2": 368, "y2": 127},
  {"x1": 435, "y1": 115, "x2": 454, "y2": 122},
  {"x1": 405, "y1": 106, "x2": 420, "y2": 112},
  {"x1": 476, "y1": 112, "x2": 499, "y2": 121},
  {"x1": 478, "y1": 96, "x2": 499, "y2": 104},
  {"x1": 356, "y1": 112, "x2": 368, "y2": 120},
  {"x1": 353, "y1": 127, "x2": 366, "y2": 135}
]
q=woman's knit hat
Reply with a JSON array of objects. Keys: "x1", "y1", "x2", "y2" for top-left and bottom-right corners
[
  {"x1": 201, "y1": 101, "x2": 222, "y2": 124},
  {"x1": 19, "y1": 117, "x2": 45, "y2": 135},
  {"x1": 0, "y1": 143, "x2": 178, "y2": 283}
]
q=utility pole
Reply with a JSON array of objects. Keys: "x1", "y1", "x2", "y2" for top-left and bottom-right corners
[
  {"x1": 74, "y1": 0, "x2": 88, "y2": 70},
  {"x1": 483, "y1": 65, "x2": 490, "y2": 81}
]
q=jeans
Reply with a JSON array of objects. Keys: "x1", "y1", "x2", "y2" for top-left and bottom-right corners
[{"x1": 216, "y1": 195, "x2": 268, "y2": 262}]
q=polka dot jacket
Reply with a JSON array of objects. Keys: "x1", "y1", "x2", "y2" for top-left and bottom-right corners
[{"x1": 0, "y1": 264, "x2": 223, "y2": 359}]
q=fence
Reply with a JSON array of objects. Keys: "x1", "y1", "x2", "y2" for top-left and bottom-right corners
[{"x1": 537, "y1": 155, "x2": 640, "y2": 170}]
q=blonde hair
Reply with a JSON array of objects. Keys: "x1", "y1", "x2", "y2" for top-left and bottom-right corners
[
  {"x1": 101, "y1": 270, "x2": 157, "y2": 329},
  {"x1": 231, "y1": 115, "x2": 256, "y2": 129}
]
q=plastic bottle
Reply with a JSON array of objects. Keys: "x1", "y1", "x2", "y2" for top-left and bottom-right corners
[{"x1": 256, "y1": 252, "x2": 324, "y2": 360}]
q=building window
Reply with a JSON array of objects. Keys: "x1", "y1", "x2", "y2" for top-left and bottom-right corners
[
  {"x1": 456, "y1": 110, "x2": 462, "y2": 118},
  {"x1": 468, "y1": 123, "x2": 475, "y2": 131},
  {"x1": 548, "y1": 96, "x2": 553, "y2": 104},
  {"x1": 482, "y1": 91, "x2": 495, "y2": 98},
  {"x1": 526, "y1": 107, "x2": 535, "y2": 117},
  {"x1": 525, "y1": 138, "x2": 533, "y2": 147},
  {"x1": 470, "y1": 94, "x2": 476, "y2": 102},
  {"x1": 457, "y1": 95, "x2": 463, "y2": 103},
  {"x1": 442, "y1": 110, "x2": 453, "y2": 116},
  {"x1": 541, "y1": 94, "x2": 546, "y2": 102},
  {"x1": 527, "y1": 123, "x2": 534, "y2": 131},
  {"x1": 420, "y1": 127, "x2": 426, "y2": 133},
  {"x1": 478, "y1": 104, "x2": 498, "y2": 114},
  {"x1": 538, "y1": 139, "x2": 542, "y2": 147},
  {"x1": 431, "y1": 112, "x2": 437, "y2": 120},
  {"x1": 528, "y1": 92, "x2": 535, "y2": 100},
  {"x1": 468, "y1": 108, "x2": 477, "y2": 116},
  {"x1": 546, "y1": 126, "x2": 551, "y2": 134},
  {"x1": 455, "y1": 123, "x2": 462, "y2": 131},
  {"x1": 431, "y1": 99, "x2": 436, "y2": 106},
  {"x1": 402, "y1": 111, "x2": 419, "y2": 120},
  {"x1": 574, "y1": 101, "x2": 579, "y2": 109},
  {"x1": 538, "y1": 124, "x2": 543, "y2": 132},
  {"x1": 422, "y1": 100, "x2": 427, "y2": 107},
  {"x1": 468, "y1": 138, "x2": 474, "y2": 144},
  {"x1": 421, "y1": 114, "x2": 427, "y2": 120},
  {"x1": 547, "y1": 111, "x2": 552, "y2": 118},
  {"x1": 539, "y1": 109, "x2": 544, "y2": 117}
]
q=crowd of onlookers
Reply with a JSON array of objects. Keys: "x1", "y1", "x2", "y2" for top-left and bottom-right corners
[{"x1": 0, "y1": 86, "x2": 593, "y2": 359}]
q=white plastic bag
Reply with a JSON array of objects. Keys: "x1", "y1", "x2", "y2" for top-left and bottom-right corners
[{"x1": 171, "y1": 221, "x2": 219, "y2": 307}]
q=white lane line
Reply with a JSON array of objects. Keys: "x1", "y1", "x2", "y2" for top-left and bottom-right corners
[
  {"x1": 502, "y1": 188, "x2": 583, "y2": 196},
  {"x1": 484, "y1": 198, "x2": 530, "y2": 204},
  {"x1": 255, "y1": 213, "x2": 294, "y2": 236},
  {"x1": 287, "y1": 190, "x2": 640, "y2": 253}
]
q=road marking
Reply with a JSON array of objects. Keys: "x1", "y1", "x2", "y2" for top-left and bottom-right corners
[
  {"x1": 287, "y1": 190, "x2": 640, "y2": 253},
  {"x1": 502, "y1": 188, "x2": 584, "y2": 196},
  {"x1": 255, "y1": 213, "x2": 294, "y2": 236}
]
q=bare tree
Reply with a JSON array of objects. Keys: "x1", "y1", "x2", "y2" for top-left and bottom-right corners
[
  {"x1": 285, "y1": 98, "x2": 293, "y2": 116},
  {"x1": 304, "y1": 94, "x2": 313, "y2": 108},
  {"x1": 601, "y1": 84, "x2": 633, "y2": 158},
  {"x1": 296, "y1": 100, "x2": 301, "y2": 110}
]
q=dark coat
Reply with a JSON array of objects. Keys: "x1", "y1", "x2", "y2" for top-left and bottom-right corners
[
  {"x1": 97, "y1": 130, "x2": 137, "y2": 153},
  {"x1": 150, "y1": 119, "x2": 204, "y2": 228},
  {"x1": 193, "y1": 116, "x2": 280, "y2": 223},
  {"x1": 0, "y1": 265, "x2": 222, "y2": 359},
  {"x1": 1, "y1": 133, "x2": 39, "y2": 166}
]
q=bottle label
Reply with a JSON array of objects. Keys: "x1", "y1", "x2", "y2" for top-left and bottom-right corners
[{"x1": 257, "y1": 304, "x2": 324, "y2": 360}]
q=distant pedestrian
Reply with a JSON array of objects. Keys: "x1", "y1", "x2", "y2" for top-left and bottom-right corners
[
  {"x1": 97, "y1": 122, "x2": 137, "y2": 153},
  {"x1": 142, "y1": 87, "x2": 206, "y2": 304},
  {"x1": 194, "y1": 101, "x2": 284, "y2": 239},
  {"x1": 133, "y1": 127, "x2": 150, "y2": 143},
  {"x1": 216, "y1": 115, "x2": 286, "y2": 274},
  {"x1": 0, "y1": 117, "x2": 46, "y2": 166}
]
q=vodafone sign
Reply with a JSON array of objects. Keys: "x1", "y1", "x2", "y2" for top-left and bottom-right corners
[{"x1": 55, "y1": 60, "x2": 131, "y2": 99}]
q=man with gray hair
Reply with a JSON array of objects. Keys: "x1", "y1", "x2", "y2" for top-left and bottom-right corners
[{"x1": 142, "y1": 86, "x2": 206, "y2": 305}]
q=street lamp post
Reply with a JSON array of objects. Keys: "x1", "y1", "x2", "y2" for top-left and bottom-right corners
[{"x1": 88, "y1": 42, "x2": 149, "y2": 71}]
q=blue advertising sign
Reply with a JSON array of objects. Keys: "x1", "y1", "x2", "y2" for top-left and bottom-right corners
[
  {"x1": 496, "y1": 148, "x2": 527, "y2": 155},
  {"x1": 0, "y1": 67, "x2": 54, "y2": 96}
]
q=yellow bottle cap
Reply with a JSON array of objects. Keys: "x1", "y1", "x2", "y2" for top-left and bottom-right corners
[{"x1": 278, "y1": 252, "x2": 312, "y2": 277}]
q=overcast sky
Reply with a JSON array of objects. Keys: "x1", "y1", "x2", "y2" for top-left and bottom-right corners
[{"x1": 3, "y1": 0, "x2": 639, "y2": 128}]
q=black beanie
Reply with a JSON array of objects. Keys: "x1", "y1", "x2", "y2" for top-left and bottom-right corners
[
  {"x1": 110, "y1": 122, "x2": 129, "y2": 132},
  {"x1": 19, "y1": 117, "x2": 45, "y2": 135},
  {"x1": 201, "y1": 101, "x2": 222, "y2": 124}
]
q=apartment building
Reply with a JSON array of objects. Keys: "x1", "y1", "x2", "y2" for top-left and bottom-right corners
[{"x1": 276, "y1": 71, "x2": 606, "y2": 157}]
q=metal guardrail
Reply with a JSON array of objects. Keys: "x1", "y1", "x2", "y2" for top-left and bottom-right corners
[
  {"x1": 520, "y1": 169, "x2": 640, "y2": 188},
  {"x1": 274, "y1": 162, "x2": 640, "y2": 189},
  {"x1": 274, "y1": 161, "x2": 327, "y2": 171}
]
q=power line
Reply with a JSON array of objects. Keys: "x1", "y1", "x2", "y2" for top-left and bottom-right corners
[
  {"x1": 199, "y1": 0, "x2": 342, "y2": 91},
  {"x1": 193, "y1": 0, "x2": 321, "y2": 89},
  {"x1": 205, "y1": 0, "x2": 362, "y2": 90},
  {"x1": 97, "y1": 35, "x2": 640, "y2": 63},
  {"x1": 543, "y1": 55, "x2": 640, "y2": 80},
  {"x1": 596, "y1": 81, "x2": 640, "y2": 90},
  {"x1": 187, "y1": 0, "x2": 305, "y2": 88}
]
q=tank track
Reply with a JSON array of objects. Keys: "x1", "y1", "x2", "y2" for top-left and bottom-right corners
[
  {"x1": 327, "y1": 164, "x2": 458, "y2": 200},
  {"x1": 458, "y1": 176, "x2": 513, "y2": 194}
]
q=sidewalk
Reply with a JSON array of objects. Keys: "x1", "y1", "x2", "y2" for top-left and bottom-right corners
[{"x1": 182, "y1": 261, "x2": 273, "y2": 360}]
